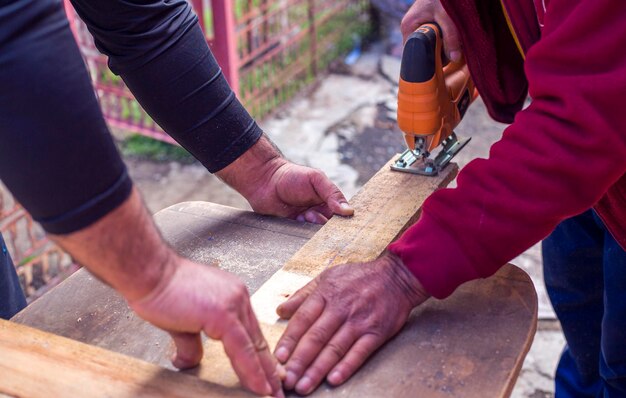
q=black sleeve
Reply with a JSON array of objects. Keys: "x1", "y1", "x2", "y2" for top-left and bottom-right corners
[
  {"x1": 0, "y1": 0, "x2": 132, "y2": 234},
  {"x1": 69, "y1": 0, "x2": 263, "y2": 172},
  {"x1": 0, "y1": 0, "x2": 261, "y2": 234}
]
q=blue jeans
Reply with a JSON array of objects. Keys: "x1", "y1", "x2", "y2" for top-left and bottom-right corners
[
  {"x1": 0, "y1": 233, "x2": 26, "y2": 319},
  {"x1": 543, "y1": 209, "x2": 626, "y2": 397}
]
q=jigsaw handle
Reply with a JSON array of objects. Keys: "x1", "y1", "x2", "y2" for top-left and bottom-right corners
[{"x1": 397, "y1": 23, "x2": 476, "y2": 153}]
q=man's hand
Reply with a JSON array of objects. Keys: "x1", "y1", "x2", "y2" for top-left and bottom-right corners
[
  {"x1": 401, "y1": 0, "x2": 461, "y2": 62},
  {"x1": 129, "y1": 259, "x2": 283, "y2": 397},
  {"x1": 52, "y1": 189, "x2": 284, "y2": 397},
  {"x1": 244, "y1": 161, "x2": 353, "y2": 224},
  {"x1": 273, "y1": 253, "x2": 430, "y2": 395},
  {"x1": 217, "y1": 134, "x2": 353, "y2": 224}
]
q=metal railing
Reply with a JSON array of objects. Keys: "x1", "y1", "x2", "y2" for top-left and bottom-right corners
[
  {"x1": 63, "y1": 0, "x2": 371, "y2": 142},
  {"x1": 0, "y1": 185, "x2": 76, "y2": 302}
]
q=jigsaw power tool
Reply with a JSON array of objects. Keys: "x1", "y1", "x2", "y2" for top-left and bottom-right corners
[{"x1": 392, "y1": 23, "x2": 477, "y2": 176}]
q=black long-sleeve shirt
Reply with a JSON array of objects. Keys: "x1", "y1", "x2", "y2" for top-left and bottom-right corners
[{"x1": 0, "y1": 0, "x2": 262, "y2": 235}]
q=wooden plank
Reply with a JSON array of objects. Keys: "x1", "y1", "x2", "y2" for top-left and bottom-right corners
[
  {"x1": 3, "y1": 266, "x2": 536, "y2": 398},
  {"x1": 12, "y1": 203, "x2": 320, "y2": 367},
  {"x1": 283, "y1": 158, "x2": 458, "y2": 275},
  {"x1": 0, "y1": 319, "x2": 249, "y2": 398},
  {"x1": 194, "y1": 159, "x2": 536, "y2": 397},
  {"x1": 8, "y1": 159, "x2": 537, "y2": 397}
]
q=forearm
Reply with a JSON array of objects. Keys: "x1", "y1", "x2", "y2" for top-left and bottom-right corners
[
  {"x1": 215, "y1": 134, "x2": 286, "y2": 197},
  {"x1": 70, "y1": 0, "x2": 263, "y2": 173},
  {"x1": 52, "y1": 189, "x2": 175, "y2": 302}
]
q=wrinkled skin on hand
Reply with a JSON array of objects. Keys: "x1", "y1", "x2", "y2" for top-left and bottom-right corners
[
  {"x1": 273, "y1": 252, "x2": 430, "y2": 395},
  {"x1": 246, "y1": 160, "x2": 353, "y2": 224},
  {"x1": 216, "y1": 136, "x2": 354, "y2": 225},
  {"x1": 129, "y1": 258, "x2": 285, "y2": 397},
  {"x1": 401, "y1": 0, "x2": 462, "y2": 62}
]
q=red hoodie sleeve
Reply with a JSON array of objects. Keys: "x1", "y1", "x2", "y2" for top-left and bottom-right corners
[{"x1": 388, "y1": 0, "x2": 626, "y2": 299}]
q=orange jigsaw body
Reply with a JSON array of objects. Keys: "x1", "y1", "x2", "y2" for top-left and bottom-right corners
[{"x1": 397, "y1": 24, "x2": 477, "y2": 154}]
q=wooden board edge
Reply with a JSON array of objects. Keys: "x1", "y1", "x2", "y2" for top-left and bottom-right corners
[
  {"x1": 282, "y1": 159, "x2": 459, "y2": 275},
  {"x1": 0, "y1": 319, "x2": 251, "y2": 398},
  {"x1": 497, "y1": 264, "x2": 539, "y2": 398}
]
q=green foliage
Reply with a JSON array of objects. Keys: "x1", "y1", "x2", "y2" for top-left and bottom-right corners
[
  {"x1": 203, "y1": 7, "x2": 214, "y2": 37},
  {"x1": 18, "y1": 254, "x2": 37, "y2": 267},
  {"x1": 237, "y1": 1, "x2": 373, "y2": 119},
  {"x1": 120, "y1": 135, "x2": 195, "y2": 163}
]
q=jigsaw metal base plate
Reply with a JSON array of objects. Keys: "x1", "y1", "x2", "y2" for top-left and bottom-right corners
[{"x1": 391, "y1": 134, "x2": 471, "y2": 176}]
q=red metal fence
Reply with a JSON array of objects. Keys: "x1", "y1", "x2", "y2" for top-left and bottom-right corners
[
  {"x1": 64, "y1": 0, "x2": 371, "y2": 142},
  {"x1": 0, "y1": 185, "x2": 76, "y2": 302}
]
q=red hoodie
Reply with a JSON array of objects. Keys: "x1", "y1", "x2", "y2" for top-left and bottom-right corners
[{"x1": 389, "y1": 0, "x2": 626, "y2": 299}]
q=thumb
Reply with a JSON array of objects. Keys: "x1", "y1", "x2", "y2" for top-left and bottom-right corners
[
  {"x1": 309, "y1": 171, "x2": 354, "y2": 217},
  {"x1": 169, "y1": 331, "x2": 203, "y2": 369}
]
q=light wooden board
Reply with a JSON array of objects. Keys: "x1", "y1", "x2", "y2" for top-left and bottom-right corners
[
  {"x1": 0, "y1": 319, "x2": 249, "y2": 398},
  {"x1": 283, "y1": 158, "x2": 458, "y2": 275}
]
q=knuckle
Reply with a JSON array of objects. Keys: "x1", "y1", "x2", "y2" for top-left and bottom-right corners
[
  {"x1": 360, "y1": 286, "x2": 377, "y2": 300},
  {"x1": 311, "y1": 169, "x2": 323, "y2": 179},
  {"x1": 400, "y1": 17, "x2": 412, "y2": 34},
  {"x1": 346, "y1": 304, "x2": 371, "y2": 322},
  {"x1": 213, "y1": 301, "x2": 230, "y2": 316},
  {"x1": 278, "y1": 333, "x2": 298, "y2": 348},
  {"x1": 326, "y1": 341, "x2": 348, "y2": 360},
  {"x1": 220, "y1": 301, "x2": 241, "y2": 318},
  {"x1": 241, "y1": 341, "x2": 259, "y2": 357},
  {"x1": 355, "y1": 310, "x2": 386, "y2": 330},
  {"x1": 366, "y1": 320, "x2": 386, "y2": 334},
  {"x1": 234, "y1": 281, "x2": 249, "y2": 299},
  {"x1": 307, "y1": 326, "x2": 332, "y2": 346},
  {"x1": 350, "y1": 343, "x2": 373, "y2": 359},
  {"x1": 252, "y1": 336, "x2": 269, "y2": 352},
  {"x1": 307, "y1": 169, "x2": 322, "y2": 183},
  {"x1": 350, "y1": 313, "x2": 381, "y2": 332},
  {"x1": 292, "y1": 306, "x2": 318, "y2": 324},
  {"x1": 286, "y1": 355, "x2": 307, "y2": 373},
  {"x1": 267, "y1": 368, "x2": 280, "y2": 384}
]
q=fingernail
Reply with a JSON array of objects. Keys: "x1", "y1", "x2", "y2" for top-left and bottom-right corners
[
  {"x1": 340, "y1": 202, "x2": 353, "y2": 212},
  {"x1": 328, "y1": 370, "x2": 342, "y2": 385},
  {"x1": 172, "y1": 354, "x2": 193, "y2": 370},
  {"x1": 304, "y1": 211, "x2": 316, "y2": 223},
  {"x1": 285, "y1": 371, "x2": 298, "y2": 390},
  {"x1": 275, "y1": 346, "x2": 289, "y2": 363},
  {"x1": 449, "y1": 50, "x2": 461, "y2": 62},
  {"x1": 296, "y1": 376, "x2": 313, "y2": 395},
  {"x1": 277, "y1": 363, "x2": 287, "y2": 380}
]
